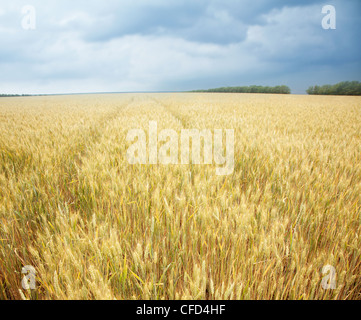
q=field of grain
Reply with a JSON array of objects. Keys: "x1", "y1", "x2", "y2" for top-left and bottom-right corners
[{"x1": 0, "y1": 93, "x2": 360, "y2": 300}]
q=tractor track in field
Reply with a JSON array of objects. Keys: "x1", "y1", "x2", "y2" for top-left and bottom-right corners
[
  {"x1": 150, "y1": 97, "x2": 192, "y2": 129},
  {"x1": 0, "y1": 96, "x2": 135, "y2": 299},
  {"x1": 56, "y1": 97, "x2": 137, "y2": 210}
]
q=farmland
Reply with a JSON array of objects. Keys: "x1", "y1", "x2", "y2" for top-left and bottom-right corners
[{"x1": 0, "y1": 93, "x2": 360, "y2": 299}]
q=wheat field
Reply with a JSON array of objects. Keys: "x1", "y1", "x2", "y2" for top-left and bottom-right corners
[{"x1": 0, "y1": 93, "x2": 360, "y2": 300}]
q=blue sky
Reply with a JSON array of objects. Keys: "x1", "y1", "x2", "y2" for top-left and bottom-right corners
[{"x1": 0, "y1": 0, "x2": 360, "y2": 94}]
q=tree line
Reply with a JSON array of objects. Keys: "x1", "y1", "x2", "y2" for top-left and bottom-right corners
[
  {"x1": 0, "y1": 94, "x2": 31, "y2": 97},
  {"x1": 306, "y1": 81, "x2": 361, "y2": 96},
  {"x1": 192, "y1": 85, "x2": 291, "y2": 94}
]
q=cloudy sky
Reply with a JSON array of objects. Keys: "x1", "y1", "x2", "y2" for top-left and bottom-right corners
[{"x1": 0, "y1": 0, "x2": 360, "y2": 94}]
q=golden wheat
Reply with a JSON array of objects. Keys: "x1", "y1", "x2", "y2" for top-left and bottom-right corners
[{"x1": 0, "y1": 93, "x2": 360, "y2": 300}]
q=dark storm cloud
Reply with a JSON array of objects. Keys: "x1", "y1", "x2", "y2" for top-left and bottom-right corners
[{"x1": 0, "y1": 0, "x2": 360, "y2": 94}]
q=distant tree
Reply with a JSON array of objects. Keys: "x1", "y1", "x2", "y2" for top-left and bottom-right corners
[
  {"x1": 306, "y1": 81, "x2": 361, "y2": 96},
  {"x1": 306, "y1": 86, "x2": 314, "y2": 95},
  {"x1": 0, "y1": 94, "x2": 32, "y2": 97},
  {"x1": 191, "y1": 85, "x2": 291, "y2": 94}
]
